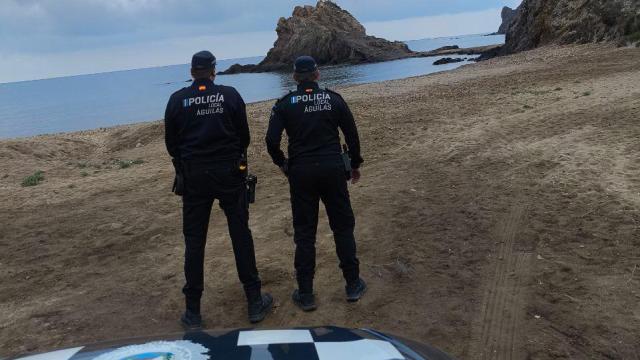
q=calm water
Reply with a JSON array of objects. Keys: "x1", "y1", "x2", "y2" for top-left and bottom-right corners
[{"x1": 0, "y1": 34, "x2": 503, "y2": 139}]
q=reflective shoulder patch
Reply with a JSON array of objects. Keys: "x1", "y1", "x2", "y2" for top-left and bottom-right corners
[
  {"x1": 275, "y1": 91, "x2": 295, "y2": 106},
  {"x1": 279, "y1": 91, "x2": 294, "y2": 101}
]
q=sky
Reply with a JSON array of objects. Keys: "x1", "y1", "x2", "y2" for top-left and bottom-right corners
[{"x1": 0, "y1": 0, "x2": 521, "y2": 83}]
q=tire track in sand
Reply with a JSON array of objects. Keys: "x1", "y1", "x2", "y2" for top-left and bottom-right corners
[{"x1": 471, "y1": 204, "x2": 534, "y2": 359}]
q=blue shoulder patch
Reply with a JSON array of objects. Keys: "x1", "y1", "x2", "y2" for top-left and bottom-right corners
[{"x1": 274, "y1": 91, "x2": 295, "y2": 108}]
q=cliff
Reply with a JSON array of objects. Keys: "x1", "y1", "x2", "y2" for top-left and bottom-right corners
[
  {"x1": 497, "y1": 6, "x2": 519, "y2": 35},
  {"x1": 503, "y1": 0, "x2": 640, "y2": 54}
]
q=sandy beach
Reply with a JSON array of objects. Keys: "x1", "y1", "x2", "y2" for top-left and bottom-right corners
[{"x1": 1, "y1": 44, "x2": 639, "y2": 359}]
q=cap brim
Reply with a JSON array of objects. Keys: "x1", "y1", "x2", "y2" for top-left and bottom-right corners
[
  {"x1": 192, "y1": 65, "x2": 215, "y2": 70},
  {"x1": 294, "y1": 67, "x2": 317, "y2": 74}
]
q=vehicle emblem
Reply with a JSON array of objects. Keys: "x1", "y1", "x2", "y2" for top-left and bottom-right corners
[{"x1": 92, "y1": 341, "x2": 209, "y2": 360}]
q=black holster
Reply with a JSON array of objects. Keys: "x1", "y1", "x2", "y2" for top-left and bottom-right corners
[
  {"x1": 171, "y1": 158, "x2": 185, "y2": 196},
  {"x1": 246, "y1": 174, "x2": 257, "y2": 206},
  {"x1": 342, "y1": 145, "x2": 352, "y2": 180},
  {"x1": 238, "y1": 152, "x2": 257, "y2": 208}
]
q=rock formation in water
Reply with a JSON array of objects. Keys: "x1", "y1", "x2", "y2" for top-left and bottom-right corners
[
  {"x1": 497, "y1": 6, "x2": 519, "y2": 35},
  {"x1": 220, "y1": 0, "x2": 415, "y2": 74},
  {"x1": 433, "y1": 57, "x2": 465, "y2": 65},
  {"x1": 432, "y1": 45, "x2": 460, "y2": 52},
  {"x1": 503, "y1": 0, "x2": 640, "y2": 54}
]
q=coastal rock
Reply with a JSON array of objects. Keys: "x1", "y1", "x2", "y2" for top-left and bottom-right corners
[
  {"x1": 433, "y1": 57, "x2": 465, "y2": 65},
  {"x1": 420, "y1": 44, "x2": 503, "y2": 58},
  {"x1": 503, "y1": 0, "x2": 640, "y2": 54},
  {"x1": 219, "y1": 0, "x2": 415, "y2": 74},
  {"x1": 497, "y1": 6, "x2": 519, "y2": 35},
  {"x1": 433, "y1": 45, "x2": 460, "y2": 52},
  {"x1": 474, "y1": 45, "x2": 504, "y2": 61}
]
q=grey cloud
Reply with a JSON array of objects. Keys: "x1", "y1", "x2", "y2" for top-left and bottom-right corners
[
  {"x1": 0, "y1": 0, "x2": 521, "y2": 68},
  {"x1": 1, "y1": 0, "x2": 522, "y2": 39},
  {"x1": 0, "y1": 0, "x2": 521, "y2": 82}
]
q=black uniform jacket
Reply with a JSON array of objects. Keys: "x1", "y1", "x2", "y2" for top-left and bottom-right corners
[
  {"x1": 165, "y1": 78, "x2": 249, "y2": 161},
  {"x1": 265, "y1": 81, "x2": 363, "y2": 169}
]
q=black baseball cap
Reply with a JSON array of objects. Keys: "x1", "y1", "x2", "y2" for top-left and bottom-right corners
[
  {"x1": 293, "y1": 56, "x2": 318, "y2": 74},
  {"x1": 191, "y1": 51, "x2": 217, "y2": 70}
]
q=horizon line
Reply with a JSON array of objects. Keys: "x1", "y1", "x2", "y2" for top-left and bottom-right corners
[{"x1": 0, "y1": 32, "x2": 499, "y2": 85}]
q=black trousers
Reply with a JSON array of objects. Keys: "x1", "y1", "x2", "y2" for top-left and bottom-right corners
[
  {"x1": 288, "y1": 157, "x2": 360, "y2": 294},
  {"x1": 181, "y1": 160, "x2": 261, "y2": 306}
]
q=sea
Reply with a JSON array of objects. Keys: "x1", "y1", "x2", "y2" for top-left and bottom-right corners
[{"x1": 0, "y1": 34, "x2": 504, "y2": 139}]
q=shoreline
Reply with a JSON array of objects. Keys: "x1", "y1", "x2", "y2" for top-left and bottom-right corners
[
  {"x1": 218, "y1": 44, "x2": 501, "y2": 75},
  {"x1": 0, "y1": 56, "x2": 484, "y2": 142},
  {"x1": 0, "y1": 33, "x2": 504, "y2": 85}
]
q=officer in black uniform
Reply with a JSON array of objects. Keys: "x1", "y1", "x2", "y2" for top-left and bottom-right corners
[
  {"x1": 164, "y1": 51, "x2": 273, "y2": 328},
  {"x1": 265, "y1": 56, "x2": 367, "y2": 311}
]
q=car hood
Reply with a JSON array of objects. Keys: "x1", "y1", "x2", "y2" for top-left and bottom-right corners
[{"x1": 8, "y1": 326, "x2": 454, "y2": 360}]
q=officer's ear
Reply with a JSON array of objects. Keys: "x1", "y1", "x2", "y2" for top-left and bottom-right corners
[{"x1": 210, "y1": 68, "x2": 216, "y2": 81}]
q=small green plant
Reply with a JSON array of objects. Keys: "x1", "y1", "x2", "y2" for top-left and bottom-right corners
[
  {"x1": 554, "y1": 87, "x2": 562, "y2": 91},
  {"x1": 117, "y1": 160, "x2": 131, "y2": 169},
  {"x1": 523, "y1": 104, "x2": 533, "y2": 109},
  {"x1": 77, "y1": 162, "x2": 88, "y2": 169},
  {"x1": 21, "y1": 171, "x2": 45, "y2": 187},
  {"x1": 529, "y1": 90, "x2": 551, "y2": 96},
  {"x1": 80, "y1": 171, "x2": 89, "y2": 177},
  {"x1": 115, "y1": 159, "x2": 144, "y2": 169},
  {"x1": 626, "y1": 31, "x2": 640, "y2": 45},
  {"x1": 582, "y1": 91, "x2": 592, "y2": 96}
]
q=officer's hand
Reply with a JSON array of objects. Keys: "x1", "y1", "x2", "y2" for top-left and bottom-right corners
[
  {"x1": 279, "y1": 160, "x2": 289, "y2": 177},
  {"x1": 351, "y1": 169, "x2": 361, "y2": 184}
]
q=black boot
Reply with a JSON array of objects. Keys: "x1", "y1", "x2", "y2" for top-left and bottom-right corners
[
  {"x1": 181, "y1": 298, "x2": 203, "y2": 330},
  {"x1": 181, "y1": 310, "x2": 203, "y2": 330},
  {"x1": 346, "y1": 278, "x2": 367, "y2": 302},
  {"x1": 245, "y1": 287, "x2": 273, "y2": 324},
  {"x1": 292, "y1": 289, "x2": 317, "y2": 312}
]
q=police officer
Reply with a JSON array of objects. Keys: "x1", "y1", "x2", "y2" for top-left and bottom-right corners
[
  {"x1": 265, "y1": 56, "x2": 367, "y2": 311},
  {"x1": 164, "y1": 51, "x2": 273, "y2": 328}
]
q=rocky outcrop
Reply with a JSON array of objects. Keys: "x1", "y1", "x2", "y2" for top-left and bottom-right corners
[
  {"x1": 432, "y1": 45, "x2": 460, "y2": 52},
  {"x1": 503, "y1": 0, "x2": 640, "y2": 54},
  {"x1": 414, "y1": 44, "x2": 503, "y2": 64},
  {"x1": 497, "y1": 6, "x2": 519, "y2": 34},
  {"x1": 220, "y1": 0, "x2": 414, "y2": 74},
  {"x1": 433, "y1": 57, "x2": 465, "y2": 66},
  {"x1": 474, "y1": 45, "x2": 504, "y2": 62}
]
